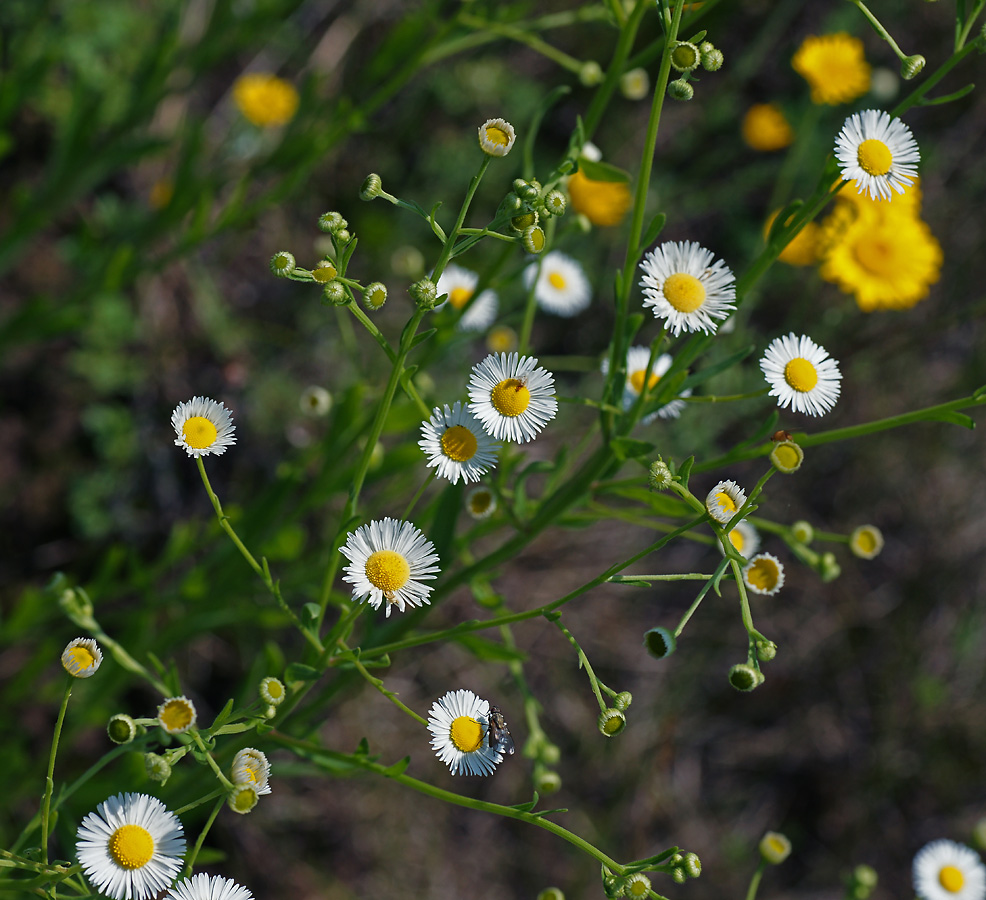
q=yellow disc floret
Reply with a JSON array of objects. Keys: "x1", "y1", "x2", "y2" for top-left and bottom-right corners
[
  {"x1": 746, "y1": 558, "x2": 780, "y2": 592},
  {"x1": 548, "y1": 272, "x2": 567, "y2": 291},
  {"x1": 364, "y1": 550, "x2": 411, "y2": 594},
  {"x1": 449, "y1": 287, "x2": 473, "y2": 309},
  {"x1": 857, "y1": 139, "x2": 893, "y2": 176},
  {"x1": 108, "y1": 824, "x2": 154, "y2": 870},
  {"x1": 715, "y1": 491, "x2": 738, "y2": 515},
  {"x1": 491, "y1": 379, "x2": 531, "y2": 417},
  {"x1": 729, "y1": 530, "x2": 746, "y2": 553},
  {"x1": 485, "y1": 125, "x2": 511, "y2": 148},
  {"x1": 939, "y1": 866, "x2": 965, "y2": 893},
  {"x1": 784, "y1": 358, "x2": 819, "y2": 392},
  {"x1": 159, "y1": 699, "x2": 195, "y2": 732},
  {"x1": 182, "y1": 416, "x2": 218, "y2": 449},
  {"x1": 772, "y1": 443, "x2": 802, "y2": 470},
  {"x1": 440, "y1": 425, "x2": 478, "y2": 462},
  {"x1": 450, "y1": 715, "x2": 483, "y2": 752},
  {"x1": 629, "y1": 369, "x2": 660, "y2": 393},
  {"x1": 65, "y1": 646, "x2": 97, "y2": 672},
  {"x1": 663, "y1": 273, "x2": 706, "y2": 313}
]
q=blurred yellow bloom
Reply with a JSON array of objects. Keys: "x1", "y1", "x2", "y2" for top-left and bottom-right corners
[
  {"x1": 741, "y1": 104, "x2": 793, "y2": 152},
  {"x1": 568, "y1": 169, "x2": 632, "y2": 227},
  {"x1": 148, "y1": 179, "x2": 173, "y2": 209},
  {"x1": 233, "y1": 73, "x2": 299, "y2": 127},
  {"x1": 792, "y1": 33, "x2": 871, "y2": 105},
  {"x1": 765, "y1": 210, "x2": 820, "y2": 266}
]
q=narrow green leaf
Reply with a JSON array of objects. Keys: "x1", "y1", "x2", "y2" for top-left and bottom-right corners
[
  {"x1": 929, "y1": 410, "x2": 976, "y2": 429},
  {"x1": 640, "y1": 212, "x2": 667, "y2": 251},
  {"x1": 610, "y1": 437, "x2": 655, "y2": 461},
  {"x1": 384, "y1": 756, "x2": 411, "y2": 776},
  {"x1": 676, "y1": 455, "x2": 695, "y2": 487},
  {"x1": 453, "y1": 634, "x2": 527, "y2": 662},
  {"x1": 578, "y1": 159, "x2": 631, "y2": 183},
  {"x1": 510, "y1": 791, "x2": 540, "y2": 812},
  {"x1": 285, "y1": 662, "x2": 321, "y2": 683},
  {"x1": 209, "y1": 698, "x2": 235, "y2": 731},
  {"x1": 679, "y1": 345, "x2": 754, "y2": 390}
]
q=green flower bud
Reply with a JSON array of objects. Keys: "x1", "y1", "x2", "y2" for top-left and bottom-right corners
[
  {"x1": 144, "y1": 752, "x2": 172, "y2": 784},
  {"x1": 363, "y1": 282, "x2": 388, "y2": 311},
  {"x1": 701, "y1": 47, "x2": 724, "y2": 71},
  {"x1": 543, "y1": 190, "x2": 567, "y2": 216},
  {"x1": 756, "y1": 639, "x2": 778, "y2": 662},
  {"x1": 540, "y1": 742, "x2": 561, "y2": 765},
  {"x1": 107, "y1": 713, "x2": 138, "y2": 744},
  {"x1": 791, "y1": 520, "x2": 814, "y2": 544},
  {"x1": 698, "y1": 41, "x2": 714, "y2": 54},
  {"x1": 522, "y1": 225, "x2": 546, "y2": 254},
  {"x1": 648, "y1": 459, "x2": 674, "y2": 490},
  {"x1": 672, "y1": 867, "x2": 687, "y2": 884},
  {"x1": 510, "y1": 210, "x2": 538, "y2": 232},
  {"x1": 538, "y1": 888, "x2": 565, "y2": 900},
  {"x1": 670, "y1": 41, "x2": 700, "y2": 73},
  {"x1": 623, "y1": 873, "x2": 652, "y2": 898},
  {"x1": 728, "y1": 663, "x2": 763, "y2": 692},
  {"x1": 579, "y1": 61, "x2": 604, "y2": 86},
  {"x1": 759, "y1": 831, "x2": 792, "y2": 865},
  {"x1": 682, "y1": 852, "x2": 702, "y2": 878},
  {"x1": 322, "y1": 280, "x2": 348, "y2": 306},
  {"x1": 849, "y1": 525, "x2": 884, "y2": 560},
  {"x1": 318, "y1": 211, "x2": 347, "y2": 234},
  {"x1": 512, "y1": 178, "x2": 539, "y2": 201},
  {"x1": 269, "y1": 251, "x2": 296, "y2": 277},
  {"x1": 260, "y1": 676, "x2": 286, "y2": 706},
  {"x1": 56, "y1": 583, "x2": 95, "y2": 626},
  {"x1": 901, "y1": 55, "x2": 926, "y2": 79},
  {"x1": 335, "y1": 229, "x2": 352, "y2": 244},
  {"x1": 770, "y1": 440, "x2": 804, "y2": 473},
  {"x1": 603, "y1": 875, "x2": 624, "y2": 899},
  {"x1": 644, "y1": 626, "x2": 676, "y2": 659},
  {"x1": 535, "y1": 768, "x2": 562, "y2": 794},
  {"x1": 819, "y1": 552, "x2": 841, "y2": 582},
  {"x1": 228, "y1": 784, "x2": 259, "y2": 814},
  {"x1": 360, "y1": 173, "x2": 383, "y2": 200},
  {"x1": 311, "y1": 260, "x2": 338, "y2": 283},
  {"x1": 409, "y1": 277, "x2": 439, "y2": 309},
  {"x1": 668, "y1": 78, "x2": 694, "y2": 101},
  {"x1": 614, "y1": 691, "x2": 633, "y2": 711},
  {"x1": 619, "y1": 67, "x2": 650, "y2": 101},
  {"x1": 851, "y1": 864, "x2": 878, "y2": 896},
  {"x1": 598, "y1": 708, "x2": 627, "y2": 737}
]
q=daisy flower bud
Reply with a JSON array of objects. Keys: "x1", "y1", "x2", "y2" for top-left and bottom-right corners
[
  {"x1": 62, "y1": 637, "x2": 102, "y2": 678},
  {"x1": 624, "y1": 873, "x2": 652, "y2": 898},
  {"x1": 335, "y1": 228, "x2": 352, "y2": 244},
  {"x1": 144, "y1": 753, "x2": 172, "y2": 784},
  {"x1": 409, "y1": 277, "x2": 439, "y2": 309},
  {"x1": 756, "y1": 639, "x2": 778, "y2": 662},
  {"x1": 648, "y1": 459, "x2": 674, "y2": 491},
  {"x1": 850, "y1": 525, "x2": 884, "y2": 559},
  {"x1": 670, "y1": 41, "x2": 700, "y2": 72},
  {"x1": 850, "y1": 864, "x2": 878, "y2": 899},
  {"x1": 598, "y1": 708, "x2": 627, "y2": 737},
  {"x1": 522, "y1": 225, "x2": 546, "y2": 254},
  {"x1": 363, "y1": 282, "x2": 388, "y2": 311},
  {"x1": 543, "y1": 189, "x2": 567, "y2": 216},
  {"x1": 770, "y1": 440, "x2": 804, "y2": 473},
  {"x1": 614, "y1": 691, "x2": 633, "y2": 711},
  {"x1": 269, "y1": 251, "x2": 296, "y2": 277},
  {"x1": 728, "y1": 663, "x2": 763, "y2": 691},
  {"x1": 668, "y1": 79, "x2": 694, "y2": 101},
  {"x1": 901, "y1": 54, "x2": 926, "y2": 80},
  {"x1": 158, "y1": 696, "x2": 197, "y2": 735},
  {"x1": 322, "y1": 281, "x2": 348, "y2": 306},
  {"x1": 619, "y1": 67, "x2": 650, "y2": 100},
  {"x1": 820, "y1": 552, "x2": 841, "y2": 582},
  {"x1": 227, "y1": 784, "x2": 259, "y2": 814},
  {"x1": 535, "y1": 768, "x2": 562, "y2": 794},
  {"x1": 478, "y1": 118, "x2": 516, "y2": 157},
  {"x1": 672, "y1": 867, "x2": 687, "y2": 884},
  {"x1": 107, "y1": 713, "x2": 138, "y2": 744},
  {"x1": 579, "y1": 61, "x2": 604, "y2": 86},
  {"x1": 359, "y1": 173, "x2": 383, "y2": 200},
  {"x1": 311, "y1": 260, "x2": 338, "y2": 283},
  {"x1": 682, "y1": 853, "x2": 702, "y2": 878},
  {"x1": 791, "y1": 520, "x2": 814, "y2": 544},
  {"x1": 760, "y1": 831, "x2": 792, "y2": 864},
  {"x1": 511, "y1": 210, "x2": 538, "y2": 232},
  {"x1": 644, "y1": 626, "x2": 676, "y2": 659},
  {"x1": 538, "y1": 888, "x2": 565, "y2": 900},
  {"x1": 318, "y1": 211, "x2": 347, "y2": 234},
  {"x1": 701, "y1": 47, "x2": 724, "y2": 71},
  {"x1": 513, "y1": 178, "x2": 539, "y2": 201}
]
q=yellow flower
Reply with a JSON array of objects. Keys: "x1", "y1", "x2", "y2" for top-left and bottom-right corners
[
  {"x1": 792, "y1": 33, "x2": 871, "y2": 105},
  {"x1": 765, "y1": 210, "x2": 821, "y2": 267},
  {"x1": 741, "y1": 104, "x2": 793, "y2": 152},
  {"x1": 819, "y1": 210, "x2": 942, "y2": 311},
  {"x1": 233, "y1": 73, "x2": 299, "y2": 128},
  {"x1": 568, "y1": 169, "x2": 632, "y2": 227}
]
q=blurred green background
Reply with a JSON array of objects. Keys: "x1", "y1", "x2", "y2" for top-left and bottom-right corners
[{"x1": 2, "y1": 0, "x2": 986, "y2": 898}]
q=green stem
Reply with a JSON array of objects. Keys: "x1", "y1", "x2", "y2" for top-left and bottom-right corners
[
  {"x1": 551, "y1": 617, "x2": 608, "y2": 711},
  {"x1": 746, "y1": 861, "x2": 767, "y2": 900},
  {"x1": 458, "y1": 14, "x2": 585, "y2": 73},
  {"x1": 41, "y1": 683, "x2": 72, "y2": 865},
  {"x1": 346, "y1": 649, "x2": 428, "y2": 726},
  {"x1": 402, "y1": 470, "x2": 437, "y2": 521},
  {"x1": 846, "y1": 0, "x2": 909, "y2": 61},
  {"x1": 609, "y1": 573, "x2": 722, "y2": 583},
  {"x1": 674, "y1": 558, "x2": 731, "y2": 638},
  {"x1": 181, "y1": 796, "x2": 225, "y2": 877},
  {"x1": 191, "y1": 732, "x2": 235, "y2": 790},
  {"x1": 432, "y1": 155, "x2": 492, "y2": 283},
  {"x1": 173, "y1": 787, "x2": 226, "y2": 817}
]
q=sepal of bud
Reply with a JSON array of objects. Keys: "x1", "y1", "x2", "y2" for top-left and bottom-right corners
[
  {"x1": 644, "y1": 626, "x2": 676, "y2": 659},
  {"x1": 597, "y1": 708, "x2": 627, "y2": 737},
  {"x1": 759, "y1": 831, "x2": 792, "y2": 865},
  {"x1": 668, "y1": 79, "x2": 694, "y2": 101},
  {"x1": 728, "y1": 663, "x2": 763, "y2": 691},
  {"x1": 409, "y1": 277, "x2": 439, "y2": 309}
]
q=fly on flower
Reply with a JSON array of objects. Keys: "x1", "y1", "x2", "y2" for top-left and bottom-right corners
[{"x1": 487, "y1": 705, "x2": 515, "y2": 756}]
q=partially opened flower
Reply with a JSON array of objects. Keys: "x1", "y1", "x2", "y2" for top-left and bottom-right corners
[
  {"x1": 524, "y1": 251, "x2": 592, "y2": 317},
  {"x1": 165, "y1": 873, "x2": 254, "y2": 900},
  {"x1": 231, "y1": 748, "x2": 272, "y2": 796},
  {"x1": 850, "y1": 525, "x2": 884, "y2": 559},
  {"x1": 760, "y1": 333, "x2": 842, "y2": 417},
  {"x1": 913, "y1": 839, "x2": 986, "y2": 900},
  {"x1": 233, "y1": 73, "x2": 299, "y2": 128},
  {"x1": 61, "y1": 637, "x2": 103, "y2": 678},
  {"x1": 639, "y1": 241, "x2": 736, "y2": 335},
  {"x1": 792, "y1": 33, "x2": 871, "y2": 105},
  {"x1": 835, "y1": 109, "x2": 920, "y2": 201},
  {"x1": 478, "y1": 118, "x2": 516, "y2": 157},
  {"x1": 743, "y1": 553, "x2": 786, "y2": 596},
  {"x1": 466, "y1": 487, "x2": 497, "y2": 520},
  {"x1": 427, "y1": 689, "x2": 504, "y2": 776},
  {"x1": 706, "y1": 480, "x2": 747, "y2": 524},
  {"x1": 76, "y1": 792, "x2": 186, "y2": 900},
  {"x1": 419, "y1": 402, "x2": 499, "y2": 485},
  {"x1": 158, "y1": 696, "x2": 197, "y2": 735},
  {"x1": 467, "y1": 352, "x2": 558, "y2": 444},
  {"x1": 435, "y1": 264, "x2": 499, "y2": 331},
  {"x1": 340, "y1": 518, "x2": 440, "y2": 616},
  {"x1": 172, "y1": 397, "x2": 236, "y2": 458}
]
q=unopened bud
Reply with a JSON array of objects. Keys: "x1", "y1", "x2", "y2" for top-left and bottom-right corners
[
  {"x1": 597, "y1": 708, "x2": 627, "y2": 737},
  {"x1": 363, "y1": 282, "x2": 388, "y2": 311},
  {"x1": 269, "y1": 251, "x2": 296, "y2": 277},
  {"x1": 728, "y1": 663, "x2": 763, "y2": 692},
  {"x1": 409, "y1": 278, "x2": 438, "y2": 309},
  {"x1": 759, "y1": 831, "x2": 792, "y2": 865},
  {"x1": 668, "y1": 79, "x2": 694, "y2": 101},
  {"x1": 579, "y1": 61, "x2": 604, "y2": 86},
  {"x1": 670, "y1": 41, "x2": 700, "y2": 73},
  {"x1": 359, "y1": 173, "x2": 383, "y2": 200},
  {"x1": 321, "y1": 280, "x2": 348, "y2": 306},
  {"x1": 901, "y1": 54, "x2": 926, "y2": 79}
]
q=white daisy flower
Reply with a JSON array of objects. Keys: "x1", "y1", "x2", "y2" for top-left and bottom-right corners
[
  {"x1": 467, "y1": 352, "x2": 558, "y2": 444},
  {"x1": 435, "y1": 264, "x2": 499, "y2": 332},
  {"x1": 76, "y1": 792, "x2": 186, "y2": 900},
  {"x1": 722, "y1": 519, "x2": 760, "y2": 559},
  {"x1": 427, "y1": 689, "x2": 504, "y2": 776},
  {"x1": 478, "y1": 118, "x2": 516, "y2": 157},
  {"x1": 165, "y1": 873, "x2": 254, "y2": 900},
  {"x1": 913, "y1": 839, "x2": 986, "y2": 900},
  {"x1": 760, "y1": 333, "x2": 842, "y2": 417},
  {"x1": 419, "y1": 402, "x2": 500, "y2": 485},
  {"x1": 339, "y1": 518, "x2": 440, "y2": 616},
  {"x1": 706, "y1": 480, "x2": 747, "y2": 524},
  {"x1": 157, "y1": 696, "x2": 197, "y2": 735},
  {"x1": 604, "y1": 346, "x2": 692, "y2": 421},
  {"x1": 639, "y1": 240, "x2": 736, "y2": 335},
  {"x1": 835, "y1": 109, "x2": 920, "y2": 202},
  {"x1": 172, "y1": 397, "x2": 236, "y2": 458},
  {"x1": 523, "y1": 251, "x2": 592, "y2": 317},
  {"x1": 466, "y1": 487, "x2": 497, "y2": 520},
  {"x1": 743, "y1": 552, "x2": 785, "y2": 596},
  {"x1": 231, "y1": 748, "x2": 272, "y2": 796},
  {"x1": 61, "y1": 637, "x2": 103, "y2": 678}
]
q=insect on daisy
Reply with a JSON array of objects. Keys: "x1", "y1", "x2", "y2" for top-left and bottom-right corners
[
  {"x1": 467, "y1": 352, "x2": 558, "y2": 444},
  {"x1": 172, "y1": 397, "x2": 236, "y2": 458},
  {"x1": 639, "y1": 240, "x2": 736, "y2": 335},
  {"x1": 913, "y1": 839, "x2": 986, "y2": 900},
  {"x1": 435, "y1": 264, "x2": 499, "y2": 331},
  {"x1": 165, "y1": 873, "x2": 254, "y2": 900},
  {"x1": 706, "y1": 480, "x2": 747, "y2": 524},
  {"x1": 339, "y1": 518, "x2": 440, "y2": 616},
  {"x1": 419, "y1": 402, "x2": 499, "y2": 485},
  {"x1": 61, "y1": 637, "x2": 103, "y2": 678},
  {"x1": 524, "y1": 251, "x2": 592, "y2": 317},
  {"x1": 76, "y1": 792, "x2": 186, "y2": 900},
  {"x1": 427, "y1": 689, "x2": 506, "y2": 776},
  {"x1": 760, "y1": 333, "x2": 842, "y2": 417},
  {"x1": 835, "y1": 109, "x2": 920, "y2": 202},
  {"x1": 743, "y1": 553, "x2": 785, "y2": 596}
]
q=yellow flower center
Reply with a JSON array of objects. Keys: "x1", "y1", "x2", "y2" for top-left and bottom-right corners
[
  {"x1": 364, "y1": 550, "x2": 410, "y2": 594},
  {"x1": 108, "y1": 824, "x2": 154, "y2": 870},
  {"x1": 627, "y1": 879, "x2": 649, "y2": 898},
  {"x1": 469, "y1": 491, "x2": 493, "y2": 515},
  {"x1": 491, "y1": 379, "x2": 531, "y2": 417},
  {"x1": 160, "y1": 699, "x2": 194, "y2": 732},
  {"x1": 548, "y1": 271, "x2": 567, "y2": 291},
  {"x1": 629, "y1": 369, "x2": 660, "y2": 393},
  {"x1": 764, "y1": 835, "x2": 788, "y2": 857},
  {"x1": 312, "y1": 263, "x2": 338, "y2": 283},
  {"x1": 182, "y1": 416, "x2": 218, "y2": 449},
  {"x1": 772, "y1": 443, "x2": 802, "y2": 470},
  {"x1": 440, "y1": 425, "x2": 478, "y2": 462},
  {"x1": 857, "y1": 138, "x2": 892, "y2": 176},
  {"x1": 729, "y1": 530, "x2": 746, "y2": 552},
  {"x1": 602, "y1": 714, "x2": 624, "y2": 735},
  {"x1": 484, "y1": 125, "x2": 511, "y2": 148},
  {"x1": 663, "y1": 272, "x2": 706, "y2": 313},
  {"x1": 747, "y1": 558, "x2": 780, "y2": 592},
  {"x1": 854, "y1": 530, "x2": 878, "y2": 555},
  {"x1": 450, "y1": 715, "x2": 483, "y2": 752},
  {"x1": 939, "y1": 866, "x2": 965, "y2": 893},
  {"x1": 266, "y1": 680, "x2": 284, "y2": 699},
  {"x1": 715, "y1": 491, "x2": 738, "y2": 515},
  {"x1": 784, "y1": 358, "x2": 818, "y2": 392},
  {"x1": 853, "y1": 235, "x2": 898, "y2": 278},
  {"x1": 64, "y1": 646, "x2": 97, "y2": 673},
  {"x1": 487, "y1": 326, "x2": 516, "y2": 353},
  {"x1": 449, "y1": 286, "x2": 473, "y2": 309}
]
